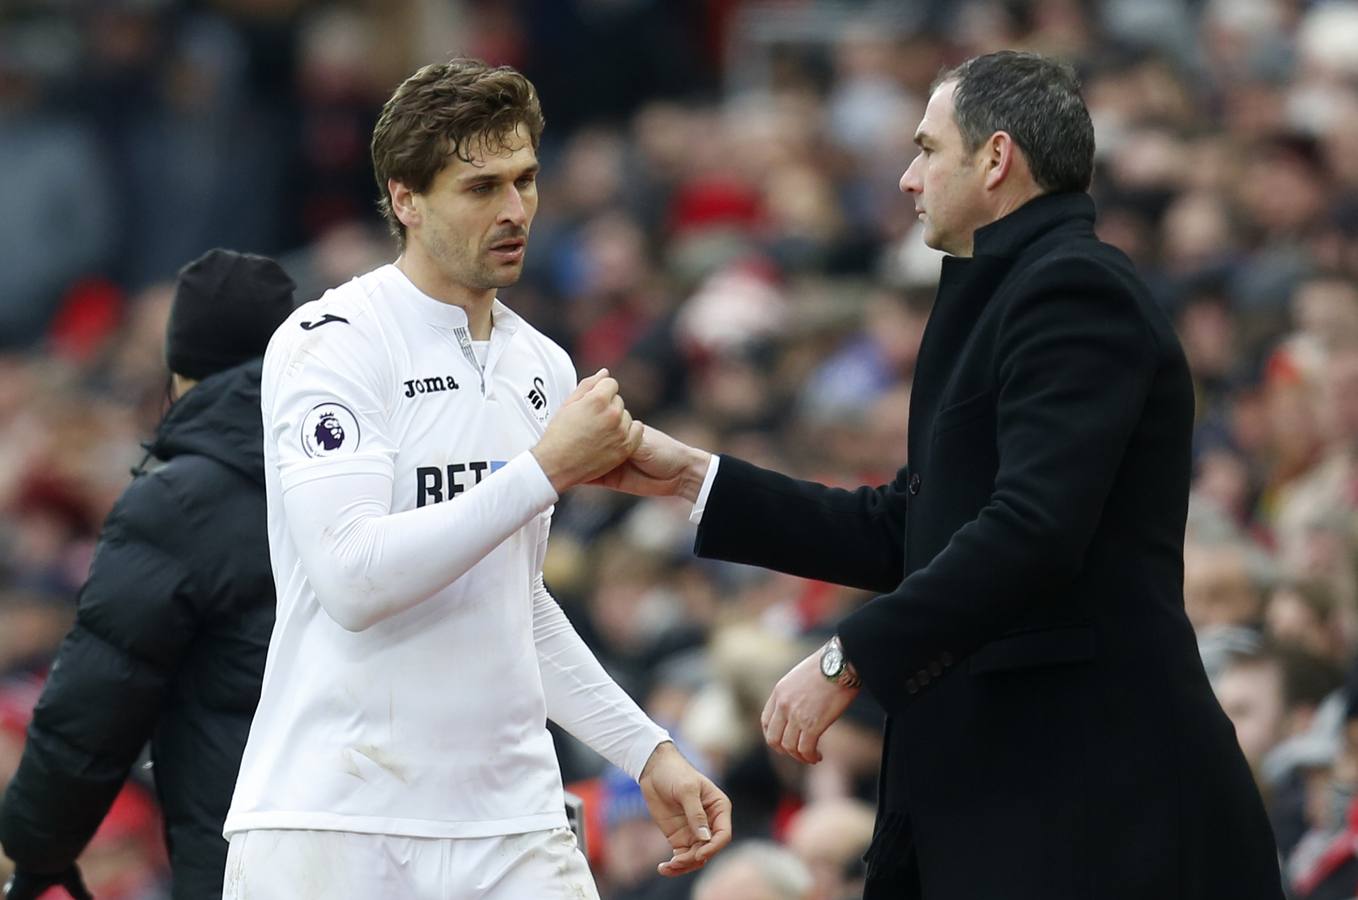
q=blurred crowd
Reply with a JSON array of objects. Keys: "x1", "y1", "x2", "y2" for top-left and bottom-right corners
[{"x1": 3, "y1": 0, "x2": 1358, "y2": 897}]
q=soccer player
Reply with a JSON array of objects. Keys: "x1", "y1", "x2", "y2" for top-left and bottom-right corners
[{"x1": 222, "y1": 59, "x2": 731, "y2": 898}]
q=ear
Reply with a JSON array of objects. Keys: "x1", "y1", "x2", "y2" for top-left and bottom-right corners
[
  {"x1": 982, "y1": 131, "x2": 1019, "y2": 191},
  {"x1": 389, "y1": 178, "x2": 421, "y2": 231}
]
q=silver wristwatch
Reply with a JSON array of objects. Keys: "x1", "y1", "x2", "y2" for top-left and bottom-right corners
[{"x1": 819, "y1": 634, "x2": 862, "y2": 689}]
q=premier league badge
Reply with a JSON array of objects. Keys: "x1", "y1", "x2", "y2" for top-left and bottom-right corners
[{"x1": 301, "y1": 402, "x2": 360, "y2": 457}]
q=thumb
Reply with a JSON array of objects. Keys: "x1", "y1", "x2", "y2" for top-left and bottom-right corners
[
  {"x1": 624, "y1": 420, "x2": 644, "y2": 456},
  {"x1": 631, "y1": 424, "x2": 657, "y2": 463},
  {"x1": 565, "y1": 368, "x2": 608, "y2": 406},
  {"x1": 679, "y1": 781, "x2": 712, "y2": 843}
]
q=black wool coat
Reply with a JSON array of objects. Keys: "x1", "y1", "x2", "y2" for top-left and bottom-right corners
[
  {"x1": 0, "y1": 359, "x2": 275, "y2": 899},
  {"x1": 695, "y1": 193, "x2": 1284, "y2": 899}
]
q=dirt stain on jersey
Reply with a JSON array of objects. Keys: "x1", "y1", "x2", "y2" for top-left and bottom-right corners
[{"x1": 353, "y1": 743, "x2": 409, "y2": 783}]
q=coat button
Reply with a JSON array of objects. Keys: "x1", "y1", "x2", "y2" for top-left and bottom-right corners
[
  {"x1": 929, "y1": 661, "x2": 943, "y2": 677},
  {"x1": 940, "y1": 651, "x2": 953, "y2": 667},
  {"x1": 916, "y1": 669, "x2": 931, "y2": 686},
  {"x1": 906, "y1": 678, "x2": 919, "y2": 694},
  {"x1": 908, "y1": 473, "x2": 921, "y2": 495}
]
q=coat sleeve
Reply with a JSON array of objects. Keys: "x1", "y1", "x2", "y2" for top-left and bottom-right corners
[
  {"x1": 837, "y1": 259, "x2": 1158, "y2": 713},
  {"x1": 693, "y1": 457, "x2": 909, "y2": 594},
  {"x1": 0, "y1": 471, "x2": 202, "y2": 873}
]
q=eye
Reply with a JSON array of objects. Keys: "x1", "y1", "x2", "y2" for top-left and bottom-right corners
[
  {"x1": 471, "y1": 183, "x2": 495, "y2": 195},
  {"x1": 516, "y1": 173, "x2": 537, "y2": 188}
]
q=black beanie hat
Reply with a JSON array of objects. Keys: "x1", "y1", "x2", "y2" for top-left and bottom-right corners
[{"x1": 165, "y1": 248, "x2": 297, "y2": 380}]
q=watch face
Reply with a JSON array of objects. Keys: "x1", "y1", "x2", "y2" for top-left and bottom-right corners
[{"x1": 821, "y1": 646, "x2": 843, "y2": 677}]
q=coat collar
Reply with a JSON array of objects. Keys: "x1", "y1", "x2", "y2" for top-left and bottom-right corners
[{"x1": 969, "y1": 191, "x2": 1095, "y2": 259}]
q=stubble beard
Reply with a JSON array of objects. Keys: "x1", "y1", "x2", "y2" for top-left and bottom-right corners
[
  {"x1": 468, "y1": 252, "x2": 524, "y2": 290},
  {"x1": 428, "y1": 231, "x2": 524, "y2": 292}
]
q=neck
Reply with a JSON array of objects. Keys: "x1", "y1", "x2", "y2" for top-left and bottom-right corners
[{"x1": 395, "y1": 250, "x2": 495, "y2": 340}]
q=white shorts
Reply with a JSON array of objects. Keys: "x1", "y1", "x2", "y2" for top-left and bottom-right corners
[{"x1": 222, "y1": 827, "x2": 599, "y2": 899}]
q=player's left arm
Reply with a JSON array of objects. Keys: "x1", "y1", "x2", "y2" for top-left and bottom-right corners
[
  {"x1": 527, "y1": 503, "x2": 666, "y2": 777},
  {"x1": 530, "y1": 518, "x2": 732, "y2": 874}
]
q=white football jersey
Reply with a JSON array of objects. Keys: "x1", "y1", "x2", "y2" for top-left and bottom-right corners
[{"x1": 225, "y1": 264, "x2": 663, "y2": 840}]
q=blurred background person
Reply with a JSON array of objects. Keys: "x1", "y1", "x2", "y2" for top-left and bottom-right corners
[
  {"x1": 691, "y1": 840, "x2": 813, "y2": 900},
  {"x1": 0, "y1": 249, "x2": 295, "y2": 899}
]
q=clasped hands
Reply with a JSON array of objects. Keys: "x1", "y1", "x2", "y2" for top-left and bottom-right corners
[{"x1": 530, "y1": 368, "x2": 710, "y2": 499}]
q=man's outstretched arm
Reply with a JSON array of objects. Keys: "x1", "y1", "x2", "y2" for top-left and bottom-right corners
[{"x1": 596, "y1": 425, "x2": 909, "y2": 593}]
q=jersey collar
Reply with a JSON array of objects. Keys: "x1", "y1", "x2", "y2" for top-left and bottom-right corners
[{"x1": 383, "y1": 264, "x2": 521, "y2": 336}]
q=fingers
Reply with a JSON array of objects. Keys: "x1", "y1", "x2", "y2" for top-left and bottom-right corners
[
  {"x1": 780, "y1": 719, "x2": 818, "y2": 766},
  {"x1": 660, "y1": 781, "x2": 734, "y2": 874},
  {"x1": 764, "y1": 695, "x2": 822, "y2": 764},
  {"x1": 677, "y1": 779, "x2": 713, "y2": 844},
  {"x1": 588, "y1": 376, "x2": 620, "y2": 405},
  {"x1": 658, "y1": 844, "x2": 706, "y2": 876},
  {"x1": 624, "y1": 419, "x2": 644, "y2": 455},
  {"x1": 546, "y1": 371, "x2": 639, "y2": 488},
  {"x1": 565, "y1": 368, "x2": 609, "y2": 405},
  {"x1": 763, "y1": 705, "x2": 788, "y2": 757},
  {"x1": 693, "y1": 781, "x2": 733, "y2": 863},
  {"x1": 630, "y1": 423, "x2": 656, "y2": 463},
  {"x1": 796, "y1": 724, "x2": 823, "y2": 765}
]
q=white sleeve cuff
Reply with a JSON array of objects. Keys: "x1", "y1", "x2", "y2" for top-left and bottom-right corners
[
  {"x1": 627, "y1": 729, "x2": 674, "y2": 782},
  {"x1": 688, "y1": 454, "x2": 721, "y2": 524},
  {"x1": 516, "y1": 449, "x2": 560, "y2": 507}
]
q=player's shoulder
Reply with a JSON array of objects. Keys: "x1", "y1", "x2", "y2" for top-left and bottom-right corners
[{"x1": 265, "y1": 267, "x2": 394, "y2": 367}]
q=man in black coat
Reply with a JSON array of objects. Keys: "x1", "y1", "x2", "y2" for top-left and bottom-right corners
[
  {"x1": 597, "y1": 51, "x2": 1285, "y2": 898},
  {"x1": 0, "y1": 250, "x2": 295, "y2": 899}
]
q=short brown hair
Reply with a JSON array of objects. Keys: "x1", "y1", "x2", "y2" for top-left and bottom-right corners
[{"x1": 371, "y1": 58, "x2": 545, "y2": 248}]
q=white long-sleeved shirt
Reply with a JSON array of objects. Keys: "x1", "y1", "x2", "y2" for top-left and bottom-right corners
[{"x1": 224, "y1": 264, "x2": 668, "y2": 840}]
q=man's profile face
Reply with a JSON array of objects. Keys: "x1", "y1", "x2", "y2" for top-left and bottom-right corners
[
  {"x1": 899, "y1": 81, "x2": 989, "y2": 257},
  {"x1": 404, "y1": 122, "x2": 540, "y2": 292}
]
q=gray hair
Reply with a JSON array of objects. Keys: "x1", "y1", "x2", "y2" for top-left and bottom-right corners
[
  {"x1": 935, "y1": 50, "x2": 1095, "y2": 194},
  {"x1": 693, "y1": 840, "x2": 813, "y2": 900}
]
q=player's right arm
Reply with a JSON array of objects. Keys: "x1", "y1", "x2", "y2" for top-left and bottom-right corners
[{"x1": 267, "y1": 316, "x2": 637, "y2": 632}]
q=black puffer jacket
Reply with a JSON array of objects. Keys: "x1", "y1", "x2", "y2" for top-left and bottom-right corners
[{"x1": 0, "y1": 359, "x2": 274, "y2": 898}]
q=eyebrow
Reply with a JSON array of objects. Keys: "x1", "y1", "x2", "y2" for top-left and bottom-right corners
[{"x1": 457, "y1": 163, "x2": 540, "y2": 186}]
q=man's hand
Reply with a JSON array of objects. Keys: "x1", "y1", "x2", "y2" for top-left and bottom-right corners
[
  {"x1": 638, "y1": 742, "x2": 733, "y2": 877},
  {"x1": 4, "y1": 865, "x2": 93, "y2": 900},
  {"x1": 591, "y1": 425, "x2": 711, "y2": 502},
  {"x1": 761, "y1": 647, "x2": 860, "y2": 765},
  {"x1": 532, "y1": 369, "x2": 644, "y2": 493}
]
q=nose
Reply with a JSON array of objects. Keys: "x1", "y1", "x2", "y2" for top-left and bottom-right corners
[
  {"x1": 499, "y1": 186, "x2": 528, "y2": 227},
  {"x1": 900, "y1": 153, "x2": 922, "y2": 195}
]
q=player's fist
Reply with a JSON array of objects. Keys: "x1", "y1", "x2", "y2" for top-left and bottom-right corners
[
  {"x1": 532, "y1": 369, "x2": 644, "y2": 492},
  {"x1": 590, "y1": 424, "x2": 711, "y2": 500}
]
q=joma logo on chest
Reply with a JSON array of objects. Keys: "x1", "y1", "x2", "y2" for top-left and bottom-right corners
[{"x1": 403, "y1": 375, "x2": 460, "y2": 398}]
